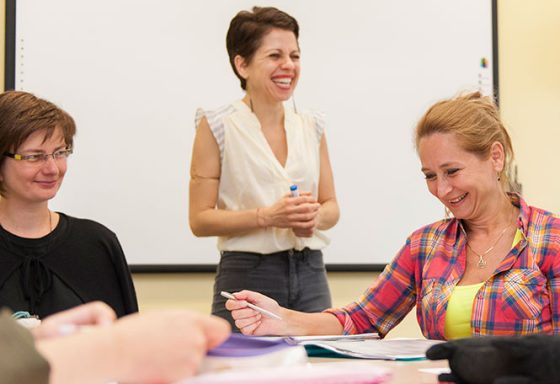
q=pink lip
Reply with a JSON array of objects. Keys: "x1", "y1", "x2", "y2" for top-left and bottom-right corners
[
  {"x1": 272, "y1": 74, "x2": 293, "y2": 79},
  {"x1": 36, "y1": 180, "x2": 58, "y2": 188}
]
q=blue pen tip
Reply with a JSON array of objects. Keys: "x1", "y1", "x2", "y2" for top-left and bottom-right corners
[{"x1": 290, "y1": 185, "x2": 297, "y2": 191}]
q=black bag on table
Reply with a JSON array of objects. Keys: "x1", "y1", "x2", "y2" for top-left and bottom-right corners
[{"x1": 426, "y1": 335, "x2": 560, "y2": 384}]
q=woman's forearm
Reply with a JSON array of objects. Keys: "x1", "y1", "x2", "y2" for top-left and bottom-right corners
[
  {"x1": 283, "y1": 310, "x2": 344, "y2": 336},
  {"x1": 190, "y1": 207, "x2": 263, "y2": 237},
  {"x1": 316, "y1": 198, "x2": 340, "y2": 230}
]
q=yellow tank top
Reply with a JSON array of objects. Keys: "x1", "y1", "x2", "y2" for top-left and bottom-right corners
[{"x1": 444, "y1": 229, "x2": 524, "y2": 339}]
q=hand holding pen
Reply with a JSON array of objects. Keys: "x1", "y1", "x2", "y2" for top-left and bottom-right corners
[
  {"x1": 221, "y1": 291, "x2": 281, "y2": 320},
  {"x1": 224, "y1": 290, "x2": 288, "y2": 336}
]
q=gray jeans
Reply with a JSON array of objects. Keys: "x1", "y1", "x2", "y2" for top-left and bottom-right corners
[{"x1": 211, "y1": 248, "x2": 332, "y2": 330}]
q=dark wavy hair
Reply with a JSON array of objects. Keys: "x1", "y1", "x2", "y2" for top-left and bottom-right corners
[{"x1": 226, "y1": 6, "x2": 299, "y2": 90}]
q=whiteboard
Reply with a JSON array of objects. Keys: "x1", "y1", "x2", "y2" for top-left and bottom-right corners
[{"x1": 6, "y1": 0, "x2": 497, "y2": 270}]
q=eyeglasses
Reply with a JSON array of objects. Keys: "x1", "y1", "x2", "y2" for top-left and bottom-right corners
[{"x1": 3, "y1": 147, "x2": 73, "y2": 163}]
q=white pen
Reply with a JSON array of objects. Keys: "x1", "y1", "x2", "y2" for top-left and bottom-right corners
[{"x1": 220, "y1": 291, "x2": 282, "y2": 320}]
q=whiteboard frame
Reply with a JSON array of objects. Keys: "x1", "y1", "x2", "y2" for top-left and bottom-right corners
[{"x1": 3, "y1": 0, "x2": 499, "y2": 273}]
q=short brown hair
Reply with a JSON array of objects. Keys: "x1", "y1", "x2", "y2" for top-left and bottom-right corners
[
  {"x1": 0, "y1": 90, "x2": 76, "y2": 193},
  {"x1": 415, "y1": 91, "x2": 514, "y2": 191},
  {"x1": 226, "y1": 6, "x2": 299, "y2": 90}
]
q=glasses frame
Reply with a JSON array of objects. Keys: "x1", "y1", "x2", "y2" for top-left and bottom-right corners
[{"x1": 3, "y1": 147, "x2": 73, "y2": 163}]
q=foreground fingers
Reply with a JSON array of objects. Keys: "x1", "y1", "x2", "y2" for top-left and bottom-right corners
[
  {"x1": 33, "y1": 301, "x2": 116, "y2": 340},
  {"x1": 199, "y1": 314, "x2": 231, "y2": 349}
]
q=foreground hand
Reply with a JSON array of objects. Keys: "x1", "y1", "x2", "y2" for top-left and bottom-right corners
[
  {"x1": 110, "y1": 310, "x2": 230, "y2": 383},
  {"x1": 32, "y1": 301, "x2": 116, "y2": 340},
  {"x1": 225, "y1": 290, "x2": 288, "y2": 336},
  {"x1": 36, "y1": 309, "x2": 231, "y2": 384}
]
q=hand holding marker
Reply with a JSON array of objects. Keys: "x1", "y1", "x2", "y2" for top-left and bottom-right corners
[{"x1": 290, "y1": 184, "x2": 308, "y2": 243}]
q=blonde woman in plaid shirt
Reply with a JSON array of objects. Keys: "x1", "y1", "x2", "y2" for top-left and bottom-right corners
[{"x1": 225, "y1": 92, "x2": 560, "y2": 340}]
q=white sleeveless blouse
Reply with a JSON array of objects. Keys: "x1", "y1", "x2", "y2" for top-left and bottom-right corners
[{"x1": 195, "y1": 100, "x2": 330, "y2": 253}]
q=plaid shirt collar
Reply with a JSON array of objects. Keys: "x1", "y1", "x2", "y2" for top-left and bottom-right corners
[{"x1": 448, "y1": 192, "x2": 529, "y2": 245}]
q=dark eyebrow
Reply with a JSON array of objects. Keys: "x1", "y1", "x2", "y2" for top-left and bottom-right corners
[{"x1": 263, "y1": 48, "x2": 300, "y2": 55}]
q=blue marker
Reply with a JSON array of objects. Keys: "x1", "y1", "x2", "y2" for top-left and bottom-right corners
[{"x1": 290, "y1": 184, "x2": 299, "y2": 197}]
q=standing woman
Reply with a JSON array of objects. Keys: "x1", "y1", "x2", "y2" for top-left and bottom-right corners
[
  {"x1": 0, "y1": 90, "x2": 138, "y2": 319},
  {"x1": 189, "y1": 6, "x2": 339, "y2": 327}
]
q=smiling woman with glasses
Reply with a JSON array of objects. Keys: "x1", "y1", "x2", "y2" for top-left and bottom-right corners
[{"x1": 0, "y1": 90, "x2": 138, "y2": 320}]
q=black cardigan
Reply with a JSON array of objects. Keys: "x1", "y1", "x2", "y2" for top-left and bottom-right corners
[{"x1": 0, "y1": 213, "x2": 138, "y2": 318}]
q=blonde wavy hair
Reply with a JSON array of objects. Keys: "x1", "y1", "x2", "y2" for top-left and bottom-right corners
[{"x1": 415, "y1": 91, "x2": 514, "y2": 192}]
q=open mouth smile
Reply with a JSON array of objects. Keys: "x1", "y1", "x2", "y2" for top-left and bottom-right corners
[{"x1": 448, "y1": 193, "x2": 467, "y2": 205}]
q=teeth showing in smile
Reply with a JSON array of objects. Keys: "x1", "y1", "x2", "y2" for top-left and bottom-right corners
[
  {"x1": 273, "y1": 78, "x2": 291, "y2": 85},
  {"x1": 449, "y1": 193, "x2": 467, "y2": 204}
]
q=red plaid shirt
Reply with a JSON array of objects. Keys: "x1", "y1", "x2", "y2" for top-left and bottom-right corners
[{"x1": 327, "y1": 194, "x2": 560, "y2": 340}]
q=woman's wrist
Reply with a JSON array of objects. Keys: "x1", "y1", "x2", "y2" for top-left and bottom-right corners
[
  {"x1": 281, "y1": 309, "x2": 308, "y2": 336},
  {"x1": 283, "y1": 311, "x2": 343, "y2": 336},
  {"x1": 256, "y1": 207, "x2": 268, "y2": 228},
  {"x1": 315, "y1": 200, "x2": 339, "y2": 230}
]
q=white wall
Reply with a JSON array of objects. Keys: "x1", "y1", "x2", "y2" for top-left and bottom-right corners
[{"x1": 499, "y1": 0, "x2": 560, "y2": 213}]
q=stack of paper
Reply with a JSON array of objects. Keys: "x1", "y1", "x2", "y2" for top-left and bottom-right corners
[
  {"x1": 187, "y1": 333, "x2": 440, "y2": 383},
  {"x1": 288, "y1": 334, "x2": 443, "y2": 360}
]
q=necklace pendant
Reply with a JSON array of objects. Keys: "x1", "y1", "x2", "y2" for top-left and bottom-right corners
[{"x1": 477, "y1": 256, "x2": 487, "y2": 269}]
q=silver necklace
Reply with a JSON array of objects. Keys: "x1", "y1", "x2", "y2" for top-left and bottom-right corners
[
  {"x1": 465, "y1": 225, "x2": 510, "y2": 268},
  {"x1": 47, "y1": 210, "x2": 53, "y2": 234},
  {"x1": 0, "y1": 209, "x2": 53, "y2": 237}
]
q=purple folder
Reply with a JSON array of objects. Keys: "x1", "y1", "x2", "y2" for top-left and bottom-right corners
[{"x1": 207, "y1": 334, "x2": 293, "y2": 357}]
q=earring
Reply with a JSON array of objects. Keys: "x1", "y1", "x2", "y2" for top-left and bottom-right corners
[{"x1": 497, "y1": 172, "x2": 501, "y2": 182}]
